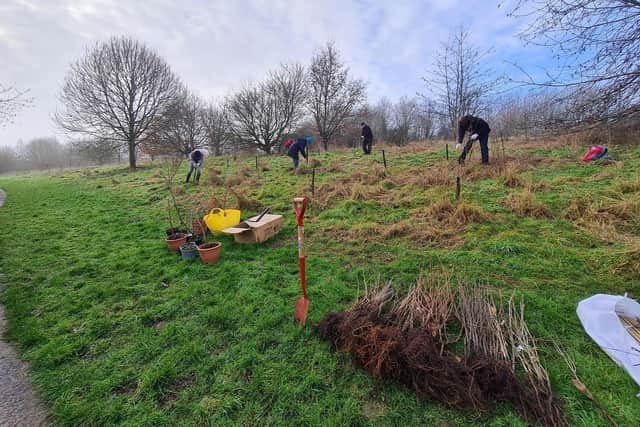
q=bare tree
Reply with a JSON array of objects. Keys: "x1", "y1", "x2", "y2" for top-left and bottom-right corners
[
  {"x1": 152, "y1": 89, "x2": 207, "y2": 157},
  {"x1": 24, "y1": 137, "x2": 66, "y2": 170},
  {"x1": 308, "y1": 42, "x2": 366, "y2": 150},
  {"x1": 1, "y1": 84, "x2": 32, "y2": 127},
  {"x1": 369, "y1": 97, "x2": 393, "y2": 143},
  {"x1": 508, "y1": 0, "x2": 640, "y2": 124},
  {"x1": 201, "y1": 102, "x2": 230, "y2": 156},
  {"x1": 390, "y1": 96, "x2": 419, "y2": 145},
  {"x1": 415, "y1": 99, "x2": 437, "y2": 140},
  {"x1": 422, "y1": 29, "x2": 497, "y2": 139},
  {"x1": 0, "y1": 146, "x2": 18, "y2": 173},
  {"x1": 226, "y1": 63, "x2": 307, "y2": 154},
  {"x1": 72, "y1": 138, "x2": 120, "y2": 165},
  {"x1": 55, "y1": 36, "x2": 182, "y2": 169}
]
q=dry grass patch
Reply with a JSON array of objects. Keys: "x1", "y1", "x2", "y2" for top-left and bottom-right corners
[
  {"x1": 294, "y1": 165, "x2": 314, "y2": 175},
  {"x1": 309, "y1": 158, "x2": 322, "y2": 168},
  {"x1": 504, "y1": 188, "x2": 552, "y2": 218},
  {"x1": 563, "y1": 197, "x2": 591, "y2": 221},
  {"x1": 207, "y1": 174, "x2": 225, "y2": 186},
  {"x1": 400, "y1": 164, "x2": 451, "y2": 187},
  {"x1": 563, "y1": 195, "x2": 640, "y2": 275},
  {"x1": 615, "y1": 178, "x2": 640, "y2": 194},
  {"x1": 378, "y1": 199, "x2": 489, "y2": 248},
  {"x1": 612, "y1": 246, "x2": 640, "y2": 276},
  {"x1": 503, "y1": 162, "x2": 526, "y2": 188},
  {"x1": 314, "y1": 168, "x2": 388, "y2": 208},
  {"x1": 567, "y1": 194, "x2": 640, "y2": 226}
]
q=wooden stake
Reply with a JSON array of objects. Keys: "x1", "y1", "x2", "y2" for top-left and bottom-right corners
[
  {"x1": 382, "y1": 149, "x2": 387, "y2": 169},
  {"x1": 456, "y1": 176, "x2": 461, "y2": 201},
  {"x1": 445, "y1": 143, "x2": 449, "y2": 160},
  {"x1": 255, "y1": 156, "x2": 258, "y2": 170},
  {"x1": 311, "y1": 168, "x2": 316, "y2": 195}
]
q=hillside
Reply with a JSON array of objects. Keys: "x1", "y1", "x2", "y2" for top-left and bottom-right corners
[{"x1": 0, "y1": 138, "x2": 639, "y2": 426}]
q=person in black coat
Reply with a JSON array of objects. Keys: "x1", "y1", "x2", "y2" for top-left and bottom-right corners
[
  {"x1": 361, "y1": 122, "x2": 373, "y2": 155},
  {"x1": 186, "y1": 149, "x2": 205, "y2": 183},
  {"x1": 287, "y1": 137, "x2": 310, "y2": 169},
  {"x1": 457, "y1": 115, "x2": 491, "y2": 164}
]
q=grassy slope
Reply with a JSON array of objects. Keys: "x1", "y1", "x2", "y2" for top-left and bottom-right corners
[{"x1": 1, "y1": 139, "x2": 639, "y2": 426}]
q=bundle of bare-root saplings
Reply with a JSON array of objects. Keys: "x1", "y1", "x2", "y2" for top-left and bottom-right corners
[{"x1": 319, "y1": 280, "x2": 567, "y2": 427}]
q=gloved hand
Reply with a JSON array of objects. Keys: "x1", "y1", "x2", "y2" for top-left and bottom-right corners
[
  {"x1": 455, "y1": 143, "x2": 462, "y2": 150},
  {"x1": 471, "y1": 133, "x2": 479, "y2": 141}
]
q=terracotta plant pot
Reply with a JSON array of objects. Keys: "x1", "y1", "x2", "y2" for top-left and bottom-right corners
[
  {"x1": 197, "y1": 242, "x2": 222, "y2": 264},
  {"x1": 192, "y1": 219, "x2": 207, "y2": 236},
  {"x1": 166, "y1": 227, "x2": 188, "y2": 236},
  {"x1": 166, "y1": 233, "x2": 187, "y2": 252}
]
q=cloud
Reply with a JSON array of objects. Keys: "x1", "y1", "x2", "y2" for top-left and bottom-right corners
[{"x1": 0, "y1": 0, "x2": 545, "y2": 146}]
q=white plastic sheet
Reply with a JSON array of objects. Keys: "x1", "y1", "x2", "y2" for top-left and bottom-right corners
[{"x1": 577, "y1": 294, "x2": 640, "y2": 396}]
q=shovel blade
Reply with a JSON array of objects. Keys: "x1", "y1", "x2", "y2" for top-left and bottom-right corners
[{"x1": 294, "y1": 296, "x2": 309, "y2": 326}]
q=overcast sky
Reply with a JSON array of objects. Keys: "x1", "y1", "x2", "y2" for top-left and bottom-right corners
[{"x1": 0, "y1": 0, "x2": 551, "y2": 147}]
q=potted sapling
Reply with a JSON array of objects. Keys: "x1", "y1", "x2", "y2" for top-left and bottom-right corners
[
  {"x1": 162, "y1": 158, "x2": 191, "y2": 251},
  {"x1": 165, "y1": 200, "x2": 188, "y2": 251},
  {"x1": 179, "y1": 241, "x2": 199, "y2": 260}
]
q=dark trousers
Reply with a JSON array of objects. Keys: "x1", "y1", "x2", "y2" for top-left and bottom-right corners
[
  {"x1": 459, "y1": 133, "x2": 489, "y2": 164},
  {"x1": 289, "y1": 155, "x2": 299, "y2": 169},
  {"x1": 362, "y1": 138, "x2": 372, "y2": 154},
  {"x1": 186, "y1": 161, "x2": 202, "y2": 182}
]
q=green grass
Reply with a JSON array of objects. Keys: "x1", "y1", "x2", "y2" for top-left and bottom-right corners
[{"x1": 1, "y1": 141, "x2": 640, "y2": 426}]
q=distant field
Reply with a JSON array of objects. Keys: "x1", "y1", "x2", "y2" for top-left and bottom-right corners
[{"x1": 1, "y1": 138, "x2": 639, "y2": 426}]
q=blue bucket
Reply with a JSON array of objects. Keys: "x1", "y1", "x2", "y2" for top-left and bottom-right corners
[{"x1": 179, "y1": 244, "x2": 199, "y2": 260}]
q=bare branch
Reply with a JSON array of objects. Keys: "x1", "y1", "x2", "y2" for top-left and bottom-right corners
[
  {"x1": 0, "y1": 84, "x2": 33, "y2": 127},
  {"x1": 506, "y1": 0, "x2": 640, "y2": 125}
]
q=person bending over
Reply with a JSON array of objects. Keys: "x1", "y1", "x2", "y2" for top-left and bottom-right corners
[
  {"x1": 287, "y1": 137, "x2": 312, "y2": 169},
  {"x1": 186, "y1": 148, "x2": 205, "y2": 183},
  {"x1": 457, "y1": 115, "x2": 490, "y2": 165}
]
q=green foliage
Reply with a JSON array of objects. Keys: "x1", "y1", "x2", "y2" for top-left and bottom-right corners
[{"x1": 1, "y1": 144, "x2": 640, "y2": 426}]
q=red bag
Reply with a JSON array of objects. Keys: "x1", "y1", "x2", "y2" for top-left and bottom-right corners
[
  {"x1": 284, "y1": 139, "x2": 293, "y2": 150},
  {"x1": 582, "y1": 145, "x2": 606, "y2": 162}
]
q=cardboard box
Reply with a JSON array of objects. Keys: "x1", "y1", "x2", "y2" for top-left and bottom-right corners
[{"x1": 221, "y1": 214, "x2": 284, "y2": 244}]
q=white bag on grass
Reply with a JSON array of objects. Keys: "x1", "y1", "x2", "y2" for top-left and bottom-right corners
[{"x1": 577, "y1": 294, "x2": 640, "y2": 397}]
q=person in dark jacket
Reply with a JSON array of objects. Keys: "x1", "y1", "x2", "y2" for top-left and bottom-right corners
[
  {"x1": 186, "y1": 148, "x2": 205, "y2": 183},
  {"x1": 361, "y1": 122, "x2": 373, "y2": 154},
  {"x1": 287, "y1": 137, "x2": 311, "y2": 169},
  {"x1": 457, "y1": 115, "x2": 490, "y2": 164}
]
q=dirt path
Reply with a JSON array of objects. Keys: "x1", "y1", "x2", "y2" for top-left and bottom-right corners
[{"x1": 0, "y1": 189, "x2": 49, "y2": 426}]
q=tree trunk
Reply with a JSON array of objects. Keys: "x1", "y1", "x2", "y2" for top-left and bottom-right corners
[
  {"x1": 322, "y1": 138, "x2": 329, "y2": 151},
  {"x1": 128, "y1": 139, "x2": 136, "y2": 169}
]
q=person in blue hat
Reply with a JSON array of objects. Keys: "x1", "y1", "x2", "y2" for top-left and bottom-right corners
[{"x1": 287, "y1": 136, "x2": 312, "y2": 170}]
